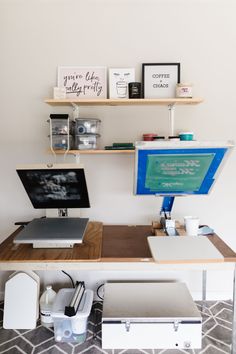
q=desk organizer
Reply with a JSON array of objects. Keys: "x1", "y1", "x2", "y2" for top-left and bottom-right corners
[{"x1": 152, "y1": 220, "x2": 187, "y2": 236}]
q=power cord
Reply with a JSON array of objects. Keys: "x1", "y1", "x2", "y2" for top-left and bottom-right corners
[
  {"x1": 61, "y1": 270, "x2": 75, "y2": 288},
  {"x1": 96, "y1": 283, "x2": 104, "y2": 300}
]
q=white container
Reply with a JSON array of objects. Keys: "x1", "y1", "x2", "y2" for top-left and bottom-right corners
[
  {"x1": 184, "y1": 216, "x2": 200, "y2": 236},
  {"x1": 40, "y1": 285, "x2": 57, "y2": 328},
  {"x1": 52, "y1": 288, "x2": 93, "y2": 343},
  {"x1": 176, "y1": 83, "x2": 193, "y2": 98},
  {"x1": 53, "y1": 87, "x2": 66, "y2": 99}
]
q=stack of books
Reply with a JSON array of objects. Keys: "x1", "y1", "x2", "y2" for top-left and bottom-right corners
[{"x1": 104, "y1": 143, "x2": 135, "y2": 150}]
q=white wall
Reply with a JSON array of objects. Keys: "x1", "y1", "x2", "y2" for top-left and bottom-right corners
[{"x1": 0, "y1": 0, "x2": 236, "y2": 299}]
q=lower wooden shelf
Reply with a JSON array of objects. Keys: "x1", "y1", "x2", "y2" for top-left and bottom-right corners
[{"x1": 50, "y1": 149, "x2": 135, "y2": 155}]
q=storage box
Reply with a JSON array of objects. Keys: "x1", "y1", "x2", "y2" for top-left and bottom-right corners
[
  {"x1": 75, "y1": 118, "x2": 101, "y2": 135},
  {"x1": 49, "y1": 115, "x2": 75, "y2": 135},
  {"x1": 74, "y1": 134, "x2": 99, "y2": 150},
  {"x1": 102, "y1": 282, "x2": 202, "y2": 350},
  {"x1": 52, "y1": 288, "x2": 93, "y2": 343},
  {"x1": 51, "y1": 134, "x2": 73, "y2": 150}
]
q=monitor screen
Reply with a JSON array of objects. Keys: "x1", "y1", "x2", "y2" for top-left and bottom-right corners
[
  {"x1": 16, "y1": 163, "x2": 90, "y2": 209},
  {"x1": 134, "y1": 141, "x2": 233, "y2": 196}
]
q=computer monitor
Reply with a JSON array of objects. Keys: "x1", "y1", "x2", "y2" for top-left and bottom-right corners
[
  {"x1": 14, "y1": 163, "x2": 90, "y2": 248},
  {"x1": 134, "y1": 141, "x2": 233, "y2": 196}
]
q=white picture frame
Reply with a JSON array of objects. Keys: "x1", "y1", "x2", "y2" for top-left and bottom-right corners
[
  {"x1": 109, "y1": 68, "x2": 135, "y2": 99},
  {"x1": 142, "y1": 63, "x2": 180, "y2": 98},
  {"x1": 57, "y1": 66, "x2": 107, "y2": 99}
]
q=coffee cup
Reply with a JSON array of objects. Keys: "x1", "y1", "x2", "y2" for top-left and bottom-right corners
[{"x1": 184, "y1": 216, "x2": 199, "y2": 236}]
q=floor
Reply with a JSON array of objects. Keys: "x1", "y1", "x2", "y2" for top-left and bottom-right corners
[{"x1": 0, "y1": 300, "x2": 233, "y2": 354}]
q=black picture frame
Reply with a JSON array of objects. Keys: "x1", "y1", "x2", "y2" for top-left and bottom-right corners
[{"x1": 142, "y1": 63, "x2": 181, "y2": 98}]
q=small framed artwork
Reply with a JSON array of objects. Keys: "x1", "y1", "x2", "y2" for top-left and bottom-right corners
[
  {"x1": 109, "y1": 68, "x2": 135, "y2": 99},
  {"x1": 142, "y1": 63, "x2": 180, "y2": 98},
  {"x1": 57, "y1": 66, "x2": 107, "y2": 99}
]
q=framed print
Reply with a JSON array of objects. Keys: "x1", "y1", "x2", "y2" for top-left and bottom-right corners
[
  {"x1": 142, "y1": 63, "x2": 180, "y2": 98},
  {"x1": 57, "y1": 66, "x2": 107, "y2": 99},
  {"x1": 109, "y1": 68, "x2": 135, "y2": 99}
]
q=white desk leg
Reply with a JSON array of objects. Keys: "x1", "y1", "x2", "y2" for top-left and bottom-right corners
[
  {"x1": 202, "y1": 270, "x2": 207, "y2": 312},
  {"x1": 232, "y1": 263, "x2": 236, "y2": 354}
]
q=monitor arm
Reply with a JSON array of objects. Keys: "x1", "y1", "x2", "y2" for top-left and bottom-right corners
[
  {"x1": 58, "y1": 208, "x2": 68, "y2": 217},
  {"x1": 160, "y1": 196, "x2": 179, "y2": 236}
]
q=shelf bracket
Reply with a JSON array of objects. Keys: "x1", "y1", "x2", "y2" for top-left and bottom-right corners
[
  {"x1": 168, "y1": 103, "x2": 175, "y2": 136},
  {"x1": 75, "y1": 154, "x2": 81, "y2": 164},
  {"x1": 71, "y1": 103, "x2": 80, "y2": 119}
]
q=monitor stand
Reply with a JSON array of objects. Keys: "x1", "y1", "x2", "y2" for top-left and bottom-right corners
[
  {"x1": 58, "y1": 208, "x2": 68, "y2": 217},
  {"x1": 160, "y1": 197, "x2": 179, "y2": 236},
  {"x1": 46, "y1": 208, "x2": 81, "y2": 218}
]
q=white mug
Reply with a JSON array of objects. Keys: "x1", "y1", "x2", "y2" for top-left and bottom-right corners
[{"x1": 184, "y1": 216, "x2": 200, "y2": 236}]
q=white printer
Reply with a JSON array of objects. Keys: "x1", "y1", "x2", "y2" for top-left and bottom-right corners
[{"x1": 102, "y1": 282, "x2": 202, "y2": 350}]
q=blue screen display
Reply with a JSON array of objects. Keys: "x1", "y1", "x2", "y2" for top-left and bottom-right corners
[{"x1": 135, "y1": 147, "x2": 228, "y2": 195}]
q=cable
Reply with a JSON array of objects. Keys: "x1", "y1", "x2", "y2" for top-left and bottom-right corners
[
  {"x1": 61, "y1": 270, "x2": 75, "y2": 288},
  {"x1": 96, "y1": 283, "x2": 104, "y2": 300},
  {"x1": 49, "y1": 117, "x2": 57, "y2": 162}
]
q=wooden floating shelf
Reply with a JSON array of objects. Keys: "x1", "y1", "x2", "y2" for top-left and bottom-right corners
[
  {"x1": 45, "y1": 98, "x2": 203, "y2": 106},
  {"x1": 51, "y1": 149, "x2": 135, "y2": 155}
]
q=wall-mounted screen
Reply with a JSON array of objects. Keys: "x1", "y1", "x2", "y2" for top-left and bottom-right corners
[{"x1": 134, "y1": 141, "x2": 233, "y2": 196}]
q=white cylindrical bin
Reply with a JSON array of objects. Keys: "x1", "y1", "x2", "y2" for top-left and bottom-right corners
[{"x1": 40, "y1": 285, "x2": 57, "y2": 328}]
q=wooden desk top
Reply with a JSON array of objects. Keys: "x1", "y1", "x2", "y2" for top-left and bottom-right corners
[
  {"x1": 101, "y1": 225, "x2": 236, "y2": 263},
  {"x1": 0, "y1": 222, "x2": 236, "y2": 265},
  {"x1": 0, "y1": 222, "x2": 103, "y2": 263},
  {"x1": 102, "y1": 225, "x2": 152, "y2": 260}
]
